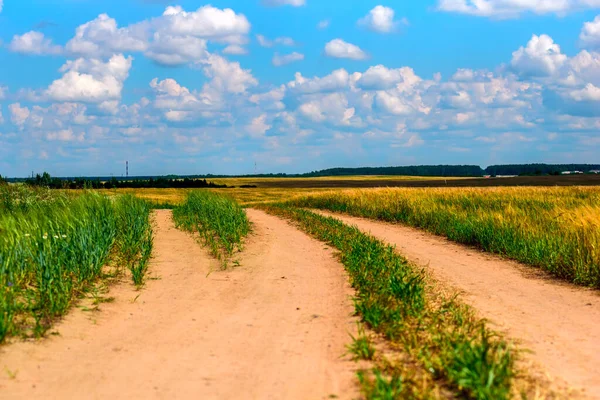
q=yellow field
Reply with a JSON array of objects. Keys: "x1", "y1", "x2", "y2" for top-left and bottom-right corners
[{"x1": 285, "y1": 186, "x2": 600, "y2": 287}]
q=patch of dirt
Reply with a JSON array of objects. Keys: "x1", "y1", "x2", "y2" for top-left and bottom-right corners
[
  {"x1": 313, "y1": 210, "x2": 600, "y2": 399},
  {"x1": 0, "y1": 209, "x2": 358, "y2": 400}
]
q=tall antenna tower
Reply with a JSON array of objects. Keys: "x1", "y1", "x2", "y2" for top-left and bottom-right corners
[{"x1": 126, "y1": 161, "x2": 129, "y2": 178}]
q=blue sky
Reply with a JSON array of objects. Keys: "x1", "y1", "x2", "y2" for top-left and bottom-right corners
[{"x1": 0, "y1": 0, "x2": 599, "y2": 177}]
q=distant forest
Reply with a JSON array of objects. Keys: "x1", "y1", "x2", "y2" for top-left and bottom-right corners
[
  {"x1": 23, "y1": 173, "x2": 228, "y2": 190},
  {"x1": 302, "y1": 164, "x2": 600, "y2": 177}
]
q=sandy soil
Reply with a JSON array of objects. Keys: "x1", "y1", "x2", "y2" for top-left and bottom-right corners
[
  {"x1": 313, "y1": 210, "x2": 600, "y2": 399},
  {"x1": 0, "y1": 209, "x2": 358, "y2": 400}
]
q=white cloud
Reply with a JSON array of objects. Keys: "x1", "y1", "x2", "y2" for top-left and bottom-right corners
[
  {"x1": 199, "y1": 54, "x2": 258, "y2": 94},
  {"x1": 250, "y1": 85, "x2": 286, "y2": 110},
  {"x1": 46, "y1": 128, "x2": 84, "y2": 142},
  {"x1": 9, "y1": 31, "x2": 63, "y2": 55},
  {"x1": 569, "y1": 83, "x2": 600, "y2": 102},
  {"x1": 358, "y1": 6, "x2": 402, "y2": 34},
  {"x1": 437, "y1": 0, "x2": 600, "y2": 18},
  {"x1": 511, "y1": 34, "x2": 567, "y2": 77},
  {"x1": 288, "y1": 69, "x2": 351, "y2": 94},
  {"x1": 298, "y1": 93, "x2": 358, "y2": 126},
  {"x1": 247, "y1": 114, "x2": 272, "y2": 137},
  {"x1": 0, "y1": 0, "x2": 3, "y2": 13},
  {"x1": 223, "y1": 45, "x2": 248, "y2": 55},
  {"x1": 317, "y1": 20, "x2": 330, "y2": 30},
  {"x1": 580, "y1": 15, "x2": 600, "y2": 49},
  {"x1": 256, "y1": 34, "x2": 296, "y2": 47},
  {"x1": 356, "y1": 65, "x2": 421, "y2": 90},
  {"x1": 165, "y1": 110, "x2": 192, "y2": 122},
  {"x1": 62, "y1": 6, "x2": 250, "y2": 65},
  {"x1": 262, "y1": 0, "x2": 305, "y2": 6},
  {"x1": 375, "y1": 92, "x2": 415, "y2": 115},
  {"x1": 9, "y1": 103, "x2": 30, "y2": 127},
  {"x1": 273, "y1": 52, "x2": 304, "y2": 66},
  {"x1": 46, "y1": 54, "x2": 133, "y2": 103},
  {"x1": 66, "y1": 14, "x2": 147, "y2": 57},
  {"x1": 158, "y1": 6, "x2": 250, "y2": 41},
  {"x1": 324, "y1": 39, "x2": 367, "y2": 60},
  {"x1": 145, "y1": 33, "x2": 208, "y2": 66}
]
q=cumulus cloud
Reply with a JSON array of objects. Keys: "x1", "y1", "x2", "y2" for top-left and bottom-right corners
[
  {"x1": 317, "y1": 20, "x2": 330, "y2": 30},
  {"x1": 256, "y1": 34, "x2": 296, "y2": 47},
  {"x1": 437, "y1": 0, "x2": 600, "y2": 18},
  {"x1": 0, "y1": 0, "x2": 3, "y2": 13},
  {"x1": 9, "y1": 103, "x2": 31, "y2": 128},
  {"x1": 223, "y1": 45, "x2": 248, "y2": 55},
  {"x1": 9, "y1": 31, "x2": 63, "y2": 55},
  {"x1": 288, "y1": 69, "x2": 353, "y2": 94},
  {"x1": 66, "y1": 14, "x2": 147, "y2": 57},
  {"x1": 157, "y1": 6, "x2": 250, "y2": 41},
  {"x1": 145, "y1": 34, "x2": 208, "y2": 66},
  {"x1": 358, "y1": 6, "x2": 404, "y2": 33},
  {"x1": 199, "y1": 54, "x2": 258, "y2": 94},
  {"x1": 356, "y1": 65, "x2": 421, "y2": 90},
  {"x1": 262, "y1": 0, "x2": 305, "y2": 6},
  {"x1": 324, "y1": 39, "x2": 367, "y2": 60},
  {"x1": 46, "y1": 54, "x2": 133, "y2": 103},
  {"x1": 580, "y1": 15, "x2": 600, "y2": 49},
  {"x1": 62, "y1": 6, "x2": 250, "y2": 66},
  {"x1": 247, "y1": 114, "x2": 272, "y2": 137},
  {"x1": 46, "y1": 128, "x2": 85, "y2": 142},
  {"x1": 273, "y1": 52, "x2": 304, "y2": 66},
  {"x1": 511, "y1": 34, "x2": 567, "y2": 77}
]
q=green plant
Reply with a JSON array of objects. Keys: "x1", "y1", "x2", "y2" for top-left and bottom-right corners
[
  {"x1": 173, "y1": 191, "x2": 250, "y2": 267},
  {"x1": 0, "y1": 186, "x2": 153, "y2": 343},
  {"x1": 259, "y1": 204, "x2": 515, "y2": 399},
  {"x1": 347, "y1": 325, "x2": 376, "y2": 361}
]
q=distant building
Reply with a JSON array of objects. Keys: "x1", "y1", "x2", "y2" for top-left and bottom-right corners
[{"x1": 589, "y1": 170, "x2": 600, "y2": 174}]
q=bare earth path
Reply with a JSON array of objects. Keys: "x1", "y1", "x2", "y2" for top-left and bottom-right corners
[
  {"x1": 313, "y1": 210, "x2": 600, "y2": 399},
  {"x1": 0, "y1": 210, "x2": 357, "y2": 400}
]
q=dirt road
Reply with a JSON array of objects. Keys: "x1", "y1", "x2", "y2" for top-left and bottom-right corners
[
  {"x1": 0, "y1": 210, "x2": 358, "y2": 400},
  {"x1": 313, "y1": 210, "x2": 600, "y2": 399}
]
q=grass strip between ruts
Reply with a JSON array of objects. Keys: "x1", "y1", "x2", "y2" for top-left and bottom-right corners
[
  {"x1": 173, "y1": 191, "x2": 250, "y2": 268},
  {"x1": 258, "y1": 204, "x2": 516, "y2": 400}
]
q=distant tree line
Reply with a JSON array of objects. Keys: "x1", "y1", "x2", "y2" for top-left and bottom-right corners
[
  {"x1": 0, "y1": 175, "x2": 7, "y2": 186},
  {"x1": 303, "y1": 164, "x2": 600, "y2": 177},
  {"x1": 24, "y1": 172, "x2": 228, "y2": 189},
  {"x1": 302, "y1": 165, "x2": 485, "y2": 177},
  {"x1": 483, "y1": 164, "x2": 600, "y2": 176}
]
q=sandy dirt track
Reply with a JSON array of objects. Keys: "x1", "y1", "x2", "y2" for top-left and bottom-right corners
[
  {"x1": 0, "y1": 210, "x2": 358, "y2": 400},
  {"x1": 313, "y1": 210, "x2": 600, "y2": 399}
]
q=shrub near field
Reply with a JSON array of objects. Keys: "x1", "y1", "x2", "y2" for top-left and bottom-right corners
[
  {"x1": 287, "y1": 187, "x2": 600, "y2": 288},
  {"x1": 0, "y1": 186, "x2": 153, "y2": 343},
  {"x1": 173, "y1": 191, "x2": 250, "y2": 267}
]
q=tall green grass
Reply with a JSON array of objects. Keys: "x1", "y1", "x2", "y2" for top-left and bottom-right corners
[
  {"x1": 173, "y1": 191, "x2": 250, "y2": 266},
  {"x1": 287, "y1": 187, "x2": 600, "y2": 287},
  {"x1": 260, "y1": 204, "x2": 515, "y2": 399},
  {"x1": 0, "y1": 186, "x2": 152, "y2": 343}
]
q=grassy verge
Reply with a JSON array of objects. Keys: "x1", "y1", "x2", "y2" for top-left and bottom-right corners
[
  {"x1": 286, "y1": 187, "x2": 600, "y2": 288},
  {"x1": 259, "y1": 204, "x2": 516, "y2": 399},
  {"x1": 173, "y1": 191, "x2": 250, "y2": 267},
  {"x1": 0, "y1": 186, "x2": 153, "y2": 343}
]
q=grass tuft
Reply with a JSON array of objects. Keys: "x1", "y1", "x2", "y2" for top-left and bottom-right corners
[{"x1": 173, "y1": 191, "x2": 250, "y2": 267}]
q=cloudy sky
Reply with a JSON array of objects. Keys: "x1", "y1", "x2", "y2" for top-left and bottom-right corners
[{"x1": 0, "y1": 0, "x2": 599, "y2": 177}]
